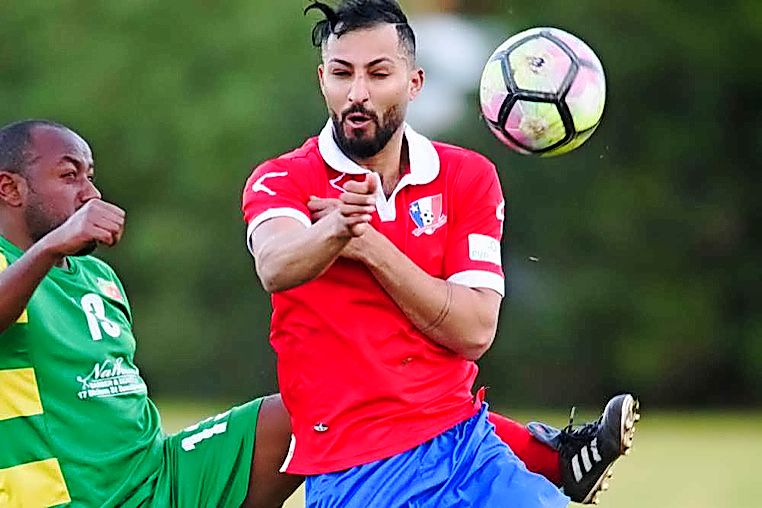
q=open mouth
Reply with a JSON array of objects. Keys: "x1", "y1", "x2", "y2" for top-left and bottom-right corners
[{"x1": 345, "y1": 113, "x2": 374, "y2": 129}]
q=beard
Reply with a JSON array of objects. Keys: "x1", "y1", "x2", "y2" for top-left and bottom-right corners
[
  {"x1": 25, "y1": 188, "x2": 97, "y2": 256},
  {"x1": 25, "y1": 194, "x2": 65, "y2": 244},
  {"x1": 331, "y1": 103, "x2": 405, "y2": 160}
]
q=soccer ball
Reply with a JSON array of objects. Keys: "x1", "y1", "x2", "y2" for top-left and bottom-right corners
[{"x1": 479, "y1": 27, "x2": 606, "y2": 156}]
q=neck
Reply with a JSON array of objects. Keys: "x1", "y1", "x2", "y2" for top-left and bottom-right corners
[
  {"x1": 0, "y1": 218, "x2": 34, "y2": 251},
  {"x1": 0, "y1": 218, "x2": 67, "y2": 268},
  {"x1": 354, "y1": 126, "x2": 407, "y2": 196}
]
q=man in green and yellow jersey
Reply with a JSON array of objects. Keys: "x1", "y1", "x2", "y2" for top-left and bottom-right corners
[{"x1": 0, "y1": 120, "x2": 302, "y2": 507}]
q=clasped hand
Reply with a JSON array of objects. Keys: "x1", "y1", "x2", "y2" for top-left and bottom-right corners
[
  {"x1": 43, "y1": 199, "x2": 126, "y2": 257},
  {"x1": 308, "y1": 175, "x2": 380, "y2": 261}
]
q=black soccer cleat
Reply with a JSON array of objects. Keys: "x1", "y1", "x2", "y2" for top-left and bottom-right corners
[{"x1": 555, "y1": 394, "x2": 640, "y2": 504}]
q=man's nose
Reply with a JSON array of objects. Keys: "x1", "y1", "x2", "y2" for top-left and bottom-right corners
[
  {"x1": 80, "y1": 179, "x2": 102, "y2": 202},
  {"x1": 348, "y1": 76, "x2": 370, "y2": 105}
]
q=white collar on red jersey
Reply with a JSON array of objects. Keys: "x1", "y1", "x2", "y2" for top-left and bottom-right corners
[
  {"x1": 318, "y1": 120, "x2": 441, "y2": 221},
  {"x1": 318, "y1": 120, "x2": 440, "y2": 184}
]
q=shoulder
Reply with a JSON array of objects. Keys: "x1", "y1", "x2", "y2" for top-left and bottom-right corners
[
  {"x1": 77, "y1": 255, "x2": 120, "y2": 281},
  {"x1": 241, "y1": 137, "x2": 323, "y2": 221},
  {"x1": 248, "y1": 137, "x2": 323, "y2": 180},
  {"x1": 432, "y1": 142, "x2": 498, "y2": 183},
  {"x1": 76, "y1": 255, "x2": 132, "y2": 315}
]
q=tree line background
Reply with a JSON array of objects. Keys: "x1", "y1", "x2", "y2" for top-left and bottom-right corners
[{"x1": 1, "y1": 0, "x2": 759, "y2": 408}]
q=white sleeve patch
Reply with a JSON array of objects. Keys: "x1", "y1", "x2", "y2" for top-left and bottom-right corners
[{"x1": 468, "y1": 234, "x2": 502, "y2": 266}]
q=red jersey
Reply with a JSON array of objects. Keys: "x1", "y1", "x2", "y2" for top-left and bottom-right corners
[{"x1": 242, "y1": 122, "x2": 506, "y2": 474}]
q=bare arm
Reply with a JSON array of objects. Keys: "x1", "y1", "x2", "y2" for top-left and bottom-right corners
[
  {"x1": 250, "y1": 215, "x2": 353, "y2": 293},
  {"x1": 0, "y1": 241, "x2": 62, "y2": 332},
  {"x1": 0, "y1": 199, "x2": 125, "y2": 333},
  {"x1": 345, "y1": 227, "x2": 500, "y2": 360},
  {"x1": 250, "y1": 176, "x2": 377, "y2": 293}
]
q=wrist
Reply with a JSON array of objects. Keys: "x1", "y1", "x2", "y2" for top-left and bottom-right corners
[
  {"x1": 358, "y1": 231, "x2": 384, "y2": 268},
  {"x1": 314, "y1": 214, "x2": 352, "y2": 246},
  {"x1": 33, "y1": 234, "x2": 67, "y2": 263}
]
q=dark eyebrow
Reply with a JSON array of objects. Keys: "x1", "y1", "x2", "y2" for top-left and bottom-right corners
[
  {"x1": 59, "y1": 156, "x2": 93, "y2": 170},
  {"x1": 328, "y1": 58, "x2": 353, "y2": 67},
  {"x1": 328, "y1": 57, "x2": 395, "y2": 68},
  {"x1": 367, "y1": 58, "x2": 394, "y2": 67}
]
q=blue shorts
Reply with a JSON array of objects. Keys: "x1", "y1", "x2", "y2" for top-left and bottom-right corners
[{"x1": 305, "y1": 404, "x2": 570, "y2": 507}]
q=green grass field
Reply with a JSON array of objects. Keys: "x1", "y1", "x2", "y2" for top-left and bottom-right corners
[{"x1": 156, "y1": 401, "x2": 762, "y2": 508}]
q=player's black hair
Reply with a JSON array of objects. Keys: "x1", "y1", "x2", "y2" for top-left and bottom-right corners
[
  {"x1": 305, "y1": 0, "x2": 416, "y2": 62},
  {"x1": 0, "y1": 119, "x2": 69, "y2": 175}
]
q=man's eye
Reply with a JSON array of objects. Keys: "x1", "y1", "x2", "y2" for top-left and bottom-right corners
[
  {"x1": 333, "y1": 70, "x2": 351, "y2": 77},
  {"x1": 87, "y1": 175, "x2": 95, "y2": 182}
]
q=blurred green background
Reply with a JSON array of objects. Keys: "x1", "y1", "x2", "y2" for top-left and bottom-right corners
[
  {"x1": 2, "y1": 0, "x2": 761, "y2": 500},
  {"x1": 2, "y1": 0, "x2": 761, "y2": 505}
]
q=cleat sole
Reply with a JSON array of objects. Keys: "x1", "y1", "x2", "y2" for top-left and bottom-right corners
[
  {"x1": 580, "y1": 395, "x2": 640, "y2": 504},
  {"x1": 620, "y1": 395, "x2": 639, "y2": 454}
]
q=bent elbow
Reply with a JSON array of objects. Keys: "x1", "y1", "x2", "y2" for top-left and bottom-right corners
[
  {"x1": 260, "y1": 276, "x2": 281, "y2": 294},
  {"x1": 259, "y1": 270, "x2": 296, "y2": 294},
  {"x1": 257, "y1": 266, "x2": 309, "y2": 294},
  {"x1": 256, "y1": 263, "x2": 285, "y2": 294},
  {"x1": 464, "y1": 313, "x2": 499, "y2": 360},
  {"x1": 462, "y1": 344, "x2": 490, "y2": 361},
  {"x1": 254, "y1": 251, "x2": 291, "y2": 293},
  {"x1": 462, "y1": 332, "x2": 495, "y2": 361}
]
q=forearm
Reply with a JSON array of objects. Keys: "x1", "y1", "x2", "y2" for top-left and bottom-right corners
[
  {"x1": 254, "y1": 219, "x2": 350, "y2": 293},
  {"x1": 0, "y1": 239, "x2": 61, "y2": 333},
  {"x1": 362, "y1": 238, "x2": 499, "y2": 360}
]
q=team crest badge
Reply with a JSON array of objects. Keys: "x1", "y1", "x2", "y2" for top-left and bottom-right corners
[
  {"x1": 409, "y1": 194, "x2": 447, "y2": 237},
  {"x1": 97, "y1": 278, "x2": 124, "y2": 303}
]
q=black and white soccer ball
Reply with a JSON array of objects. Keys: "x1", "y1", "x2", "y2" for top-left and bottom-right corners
[{"x1": 480, "y1": 27, "x2": 606, "y2": 156}]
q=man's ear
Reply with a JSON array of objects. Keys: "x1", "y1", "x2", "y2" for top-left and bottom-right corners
[
  {"x1": 0, "y1": 172, "x2": 26, "y2": 207},
  {"x1": 318, "y1": 64, "x2": 327, "y2": 97},
  {"x1": 409, "y1": 67, "x2": 425, "y2": 101}
]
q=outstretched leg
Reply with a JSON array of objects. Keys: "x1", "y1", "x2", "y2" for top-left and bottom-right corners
[
  {"x1": 489, "y1": 411, "x2": 563, "y2": 485},
  {"x1": 239, "y1": 393, "x2": 639, "y2": 506},
  {"x1": 490, "y1": 394, "x2": 640, "y2": 505}
]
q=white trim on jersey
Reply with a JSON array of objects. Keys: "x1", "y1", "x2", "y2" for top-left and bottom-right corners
[
  {"x1": 247, "y1": 208, "x2": 312, "y2": 254},
  {"x1": 447, "y1": 270, "x2": 505, "y2": 297},
  {"x1": 279, "y1": 434, "x2": 297, "y2": 473},
  {"x1": 317, "y1": 120, "x2": 441, "y2": 222}
]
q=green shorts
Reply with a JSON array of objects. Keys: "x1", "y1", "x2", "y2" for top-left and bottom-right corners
[{"x1": 149, "y1": 398, "x2": 263, "y2": 508}]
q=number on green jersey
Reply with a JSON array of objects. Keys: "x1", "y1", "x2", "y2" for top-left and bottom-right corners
[{"x1": 81, "y1": 293, "x2": 121, "y2": 341}]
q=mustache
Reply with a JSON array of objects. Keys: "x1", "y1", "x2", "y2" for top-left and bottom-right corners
[{"x1": 341, "y1": 105, "x2": 379, "y2": 123}]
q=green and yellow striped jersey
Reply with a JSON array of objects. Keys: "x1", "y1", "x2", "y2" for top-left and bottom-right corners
[{"x1": 0, "y1": 235, "x2": 163, "y2": 507}]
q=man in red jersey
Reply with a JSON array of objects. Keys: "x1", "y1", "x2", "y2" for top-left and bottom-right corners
[{"x1": 243, "y1": 1, "x2": 638, "y2": 505}]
